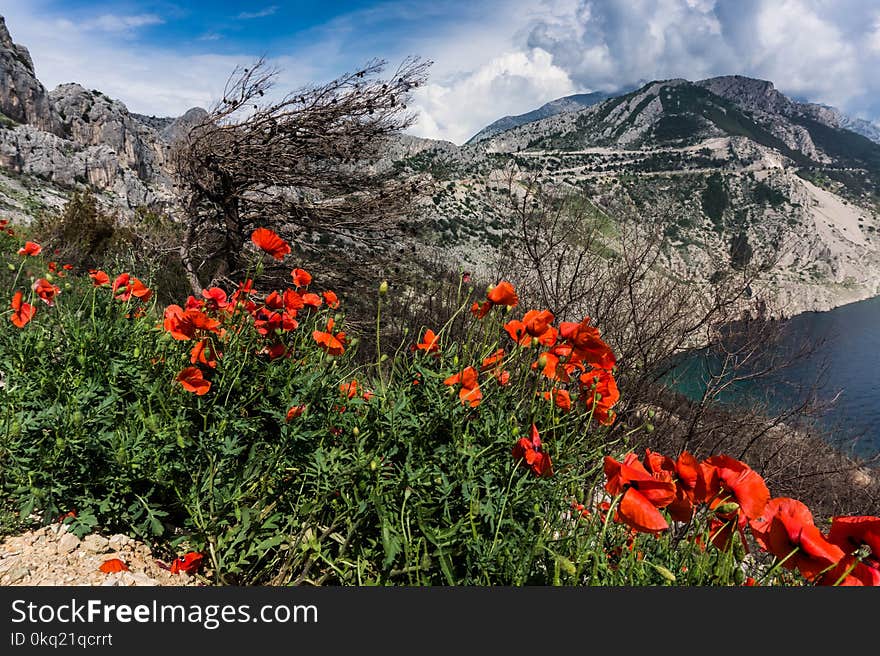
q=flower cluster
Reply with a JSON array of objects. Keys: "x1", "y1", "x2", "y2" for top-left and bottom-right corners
[
  {"x1": 600, "y1": 449, "x2": 880, "y2": 586},
  {"x1": 163, "y1": 228, "x2": 341, "y2": 397},
  {"x1": 444, "y1": 281, "x2": 620, "y2": 426}
]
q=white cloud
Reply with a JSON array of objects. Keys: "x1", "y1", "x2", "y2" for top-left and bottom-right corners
[
  {"x1": 408, "y1": 47, "x2": 577, "y2": 144},
  {"x1": 237, "y1": 6, "x2": 279, "y2": 20},
  {"x1": 81, "y1": 13, "x2": 165, "y2": 32},
  {"x1": 523, "y1": 0, "x2": 880, "y2": 124}
]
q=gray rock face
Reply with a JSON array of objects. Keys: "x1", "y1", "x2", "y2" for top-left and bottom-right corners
[
  {"x1": 0, "y1": 15, "x2": 211, "y2": 215},
  {"x1": 0, "y1": 16, "x2": 62, "y2": 134},
  {"x1": 50, "y1": 83, "x2": 168, "y2": 181},
  {"x1": 466, "y1": 91, "x2": 617, "y2": 145},
  {"x1": 696, "y1": 75, "x2": 796, "y2": 116}
]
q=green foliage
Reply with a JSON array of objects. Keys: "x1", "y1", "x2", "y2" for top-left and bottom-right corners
[
  {"x1": 729, "y1": 231, "x2": 753, "y2": 270},
  {"x1": 701, "y1": 172, "x2": 729, "y2": 228},
  {"x1": 0, "y1": 229, "x2": 856, "y2": 587},
  {"x1": 752, "y1": 181, "x2": 788, "y2": 207}
]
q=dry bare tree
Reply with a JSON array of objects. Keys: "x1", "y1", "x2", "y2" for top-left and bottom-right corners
[{"x1": 169, "y1": 56, "x2": 432, "y2": 293}]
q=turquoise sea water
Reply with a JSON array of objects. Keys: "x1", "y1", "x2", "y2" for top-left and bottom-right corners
[{"x1": 662, "y1": 295, "x2": 880, "y2": 460}]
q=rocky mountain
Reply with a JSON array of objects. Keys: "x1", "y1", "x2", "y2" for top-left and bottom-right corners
[
  {"x1": 465, "y1": 90, "x2": 616, "y2": 145},
  {"x1": 394, "y1": 75, "x2": 880, "y2": 318},
  {"x1": 0, "y1": 16, "x2": 205, "y2": 222}
]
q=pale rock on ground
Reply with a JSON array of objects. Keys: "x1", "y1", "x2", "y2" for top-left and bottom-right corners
[{"x1": 0, "y1": 523, "x2": 203, "y2": 586}]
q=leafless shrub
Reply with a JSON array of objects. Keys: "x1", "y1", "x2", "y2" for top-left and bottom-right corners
[{"x1": 169, "y1": 56, "x2": 433, "y2": 294}]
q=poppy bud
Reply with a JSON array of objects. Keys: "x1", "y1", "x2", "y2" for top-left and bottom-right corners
[
  {"x1": 647, "y1": 409, "x2": 655, "y2": 418},
  {"x1": 537, "y1": 353, "x2": 548, "y2": 368},
  {"x1": 714, "y1": 501, "x2": 740, "y2": 516},
  {"x1": 64, "y1": 283, "x2": 71, "y2": 290},
  {"x1": 352, "y1": 426, "x2": 360, "y2": 437},
  {"x1": 378, "y1": 280, "x2": 388, "y2": 295},
  {"x1": 380, "y1": 353, "x2": 389, "y2": 362},
  {"x1": 530, "y1": 337, "x2": 539, "y2": 348},
  {"x1": 453, "y1": 355, "x2": 459, "y2": 366},
  {"x1": 511, "y1": 425, "x2": 520, "y2": 436},
  {"x1": 653, "y1": 564, "x2": 677, "y2": 583},
  {"x1": 370, "y1": 459, "x2": 378, "y2": 471},
  {"x1": 645, "y1": 423, "x2": 654, "y2": 432},
  {"x1": 556, "y1": 554, "x2": 577, "y2": 577},
  {"x1": 7, "y1": 263, "x2": 14, "y2": 271},
  {"x1": 45, "y1": 273, "x2": 54, "y2": 282}
]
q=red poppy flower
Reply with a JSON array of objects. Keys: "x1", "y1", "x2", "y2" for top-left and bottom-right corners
[
  {"x1": 541, "y1": 388, "x2": 572, "y2": 413},
  {"x1": 470, "y1": 300, "x2": 492, "y2": 319},
  {"x1": 56, "y1": 509, "x2": 77, "y2": 523},
  {"x1": 340, "y1": 379, "x2": 361, "y2": 399},
  {"x1": 89, "y1": 269, "x2": 110, "y2": 286},
  {"x1": 18, "y1": 241, "x2": 41, "y2": 256},
  {"x1": 48, "y1": 261, "x2": 57, "y2": 272},
  {"x1": 522, "y1": 309, "x2": 557, "y2": 345},
  {"x1": 201, "y1": 287, "x2": 228, "y2": 311},
  {"x1": 512, "y1": 424, "x2": 553, "y2": 477},
  {"x1": 10, "y1": 291, "x2": 36, "y2": 328},
  {"x1": 130, "y1": 278, "x2": 152, "y2": 301},
  {"x1": 323, "y1": 290, "x2": 340, "y2": 308},
  {"x1": 302, "y1": 292, "x2": 322, "y2": 308},
  {"x1": 163, "y1": 305, "x2": 222, "y2": 340},
  {"x1": 112, "y1": 272, "x2": 130, "y2": 298},
  {"x1": 62, "y1": 263, "x2": 73, "y2": 271},
  {"x1": 480, "y1": 349, "x2": 506, "y2": 369},
  {"x1": 413, "y1": 328, "x2": 440, "y2": 353},
  {"x1": 291, "y1": 268, "x2": 312, "y2": 287},
  {"x1": 260, "y1": 342, "x2": 287, "y2": 360},
  {"x1": 579, "y1": 366, "x2": 620, "y2": 425},
  {"x1": 644, "y1": 450, "x2": 704, "y2": 523},
  {"x1": 487, "y1": 281, "x2": 518, "y2": 307},
  {"x1": 603, "y1": 453, "x2": 676, "y2": 534},
  {"x1": 251, "y1": 227, "x2": 290, "y2": 260},
  {"x1": 821, "y1": 515, "x2": 880, "y2": 586},
  {"x1": 286, "y1": 405, "x2": 306, "y2": 421},
  {"x1": 559, "y1": 318, "x2": 616, "y2": 370},
  {"x1": 176, "y1": 367, "x2": 211, "y2": 395},
  {"x1": 313, "y1": 318, "x2": 346, "y2": 355},
  {"x1": 32, "y1": 278, "x2": 60, "y2": 306},
  {"x1": 750, "y1": 497, "x2": 844, "y2": 582},
  {"x1": 701, "y1": 455, "x2": 770, "y2": 521},
  {"x1": 190, "y1": 339, "x2": 219, "y2": 368},
  {"x1": 170, "y1": 552, "x2": 204, "y2": 575},
  {"x1": 443, "y1": 366, "x2": 482, "y2": 407},
  {"x1": 99, "y1": 558, "x2": 130, "y2": 573},
  {"x1": 282, "y1": 289, "x2": 304, "y2": 313}
]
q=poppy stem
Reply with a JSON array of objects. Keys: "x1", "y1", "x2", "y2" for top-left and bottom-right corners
[
  {"x1": 490, "y1": 465, "x2": 521, "y2": 554},
  {"x1": 592, "y1": 491, "x2": 624, "y2": 583}
]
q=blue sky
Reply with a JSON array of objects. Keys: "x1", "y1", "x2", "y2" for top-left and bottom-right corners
[{"x1": 3, "y1": 1, "x2": 880, "y2": 144}]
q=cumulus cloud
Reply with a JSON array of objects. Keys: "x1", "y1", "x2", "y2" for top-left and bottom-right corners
[
  {"x1": 524, "y1": 0, "x2": 880, "y2": 124},
  {"x1": 409, "y1": 47, "x2": 577, "y2": 144}
]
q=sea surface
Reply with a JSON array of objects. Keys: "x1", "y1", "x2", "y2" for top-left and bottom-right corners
[{"x1": 662, "y1": 295, "x2": 880, "y2": 460}]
